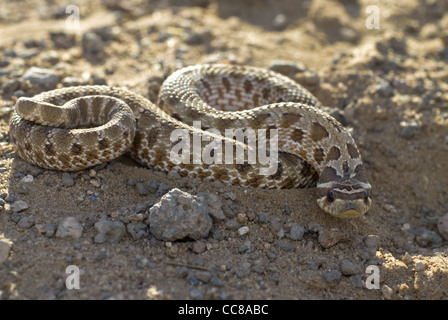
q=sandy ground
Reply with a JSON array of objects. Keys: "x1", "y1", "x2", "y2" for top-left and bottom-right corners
[{"x1": 0, "y1": 0, "x2": 447, "y2": 300}]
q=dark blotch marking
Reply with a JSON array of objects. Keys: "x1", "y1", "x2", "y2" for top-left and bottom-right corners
[
  {"x1": 244, "y1": 79, "x2": 253, "y2": 94},
  {"x1": 171, "y1": 113, "x2": 181, "y2": 121},
  {"x1": 222, "y1": 77, "x2": 231, "y2": 92},
  {"x1": 310, "y1": 122, "x2": 329, "y2": 142},
  {"x1": 270, "y1": 162, "x2": 283, "y2": 180},
  {"x1": 262, "y1": 87, "x2": 270, "y2": 100},
  {"x1": 291, "y1": 128, "x2": 304, "y2": 144},
  {"x1": 318, "y1": 166, "x2": 341, "y2": 184},
  {"x1": 201, "y1": 79, "x2": 212, "y2": 93},
  {"x1": 25, "y1": 143, "x2": 32, "y2": 151},
  {"x1": 313, "y1": 147, "x2": 325, "y2": 164},
  {"x1": 347, "y1": 143, "x2": 360, "y2": 159},
  {"x1": 326, "y1": 146, "x2": 341, "y2": 161},
  {"x1": 300, "y1": 161, "x2": 315, "y2": 179},
  {"x1": 71, "y1": 143, "x2": 83, "y2": 155},
  {"x1": 354, "y1": 164, "x2": 368, "y2": 183},
  {"x1": 236, "y1": 162, "x2": 252, "y2": 174},
  {"x1": 44, "y1": 142, "x2": 55, "y2": 156},
  {"x1": 98, "y1": 138, "x2": 109, "y2": 150},
  {"x1": 281, "y1": 113, "x2": 302, "y2": 127}
]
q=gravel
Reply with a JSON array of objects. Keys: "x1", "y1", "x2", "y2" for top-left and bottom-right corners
[
  {"x1": 12, "y1": 200, "x2": 29, "y2": 212},
  {"x1": 414, "y1": 228, "x2": 443, "y2": 247},
  {"x1": 318, "y1": 228, "x2": 348, "y2": 248},
  {"x1": 288, "y1": 223, "x2": 305, "y2": 241},
  {"x1": 149, "y1": 188, "x2": 213, "y2": 241},
  {"x1": 323, "y1": 269, "x2": 342, "y2": 284}
]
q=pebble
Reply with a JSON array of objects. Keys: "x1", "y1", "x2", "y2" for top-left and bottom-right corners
[
  {"x1": 12, "y1": 200, "x2": 28, "y2": 212},
  {"x1": 437, "y1": 214, "x2": 448, "y2": 241},
  {"x1": 22, "y1": 67, "x2": 59, "y2": 90},
  {"x1": 317, "y1": 228, "x2": 348, "y2": 249},
  {"x1": 414, "y1": 260, "x2": 425, "y2": 271},
  {"x1": 269, "y1": 60, "x2": 308, "y2": 78},
  {"x1": 0, "y1": 235, "x2": 13, "y2": 264},
  {"x1": 94, "y1": 220, "x2": 126, "y2": 243},
  {"x1": 401, "y1": 252, "x2": 413, "y2": 264},
  {"x1": 192, "y1": 240, "x2": 207, "y2": 254},
  {"x1": 272, "y1": 14, "x2": 288, "y2": 30},
  {"x1": 275, "y1": 240, "x2": 294, "y2": 252},
  {"x1": 225, "y1": 219, "x2": 241, "y2": 230},
  {"x1": 194, "y1": 270, "x2": 212, "y2": 283},
  {"x1": 81, "y1": 32, "x2": 105, "y2": 57},
  {"x1": 136, "y1": 182, "x2": 150, "y2": 196},
  {"x1": 189, "y1": 288, "x2": 203, "y2": 299},
  {"x1": 288, "y1": 223, "x2": 305, "y2": 241},
  {"x1": 61, "y1": 172, "x2": 74, "y2": 187},
  {"x1": 399, "y1": 119, "x2": 421, "y2": 139},
  {"x1": 238, "y1": 241, "x2": 252, "y2": 253},
  {"x1": 340, "y1": 259, "x2": 362, "y2": 276},
  {"x1": 89, "y1": 179, "x2": 101, "y2": 188},
  {"x1": 21, "y1": 175, "x2": 34, "y2": 183},
  {"x1": 381, "y1": 285, "x2": 394, "y2": 300},
  {"x1": 149, "y1": 188, "x2": 212, "y2": 241},
  {"x1": 35, "y1": 223, "x2": 56, "y2": 237},
  {"x1": 55, "y1": 217, "x2": 83, "y2": 239},
  {"x1": 126, "y1": 222, "x2": 148, "y2": 240},
  {"x1": 17, "y1": 216, "x2": 35, "y2": 229},
  {"x1": 196, "y1": 192, "x2": 225, "y2": 221},
  {"x1": 155, "y1": 183, "x2": 171, "y2": 197},
  {"x1": 323, "y1": 270, "x2": 342, "y2": 284},
  {"x1": 167, "y1": 170, "x2": 181, "y2": 180},
  {"x1": 414, "y1": 228, "x2": 443, "y2": 247},
  {"x1": 238, "y1": 226, "x2": 249, "y2": 236},
  {"x1": 146, "y1": 180, "x2": 160, "y2": 193}
]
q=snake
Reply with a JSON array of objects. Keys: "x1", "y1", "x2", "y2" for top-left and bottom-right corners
[{"x1": 9, "y1": 64, "x2": 372, "y2": 218}]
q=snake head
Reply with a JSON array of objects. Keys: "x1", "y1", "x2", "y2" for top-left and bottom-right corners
[{"x1": 316, "y1": 177, "x2": 372, "y2": 218}]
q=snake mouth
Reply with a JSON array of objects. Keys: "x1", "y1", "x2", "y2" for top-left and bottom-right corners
[{"x1": 338, "y1": 208, "x2": 362, "y2": 218}]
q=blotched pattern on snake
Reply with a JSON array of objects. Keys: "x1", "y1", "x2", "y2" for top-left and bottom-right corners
[{"x1": 9, "y1": 64, "x2": 372, "y2": 217}]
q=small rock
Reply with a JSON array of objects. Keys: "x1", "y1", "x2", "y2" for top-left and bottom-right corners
[
  {"x1": 225, "y1": 219, "x2": 240, "y2": 230},
  {"x1": 318, "y1": 227, "x2": 348, "y2": 248},
  {"x1": 399, "y1": 119, "x2": 421, "y2": 139},
  {"x1": 194, "y1": 270, "x2": 212, "y2": 283},
  {"x1": 401, "y1": 252, "x2": 413, "y2": 264},
  {"x1": 275, "y1": 240, "x2": 294, "y2": 252},
  {"x1": 0, "y1": 234, "x2": 13, "y2": 264},
  {"x1": 167, "y1": 170, "x2": 181, "y2": 180},
  {"x1": 94, "y1": 220, "x2": 126, "y2": 243},
  {"x1": 364, "y1": 235, "x2": 380, "y2": 250},
  {"x1": 414, "y1": 228, "x2": 443, "y2": 247},
  {"x1": 269, "y1": 60, "x2": 310, "y2": 79},
  {"x1": 136, "y1": 182, "x2": 150, "y2": 196},
  {"x1": 192, "y1": 240, "x2": 207, "y2": 254},
  {"x1": 126, "y1": 179, "x2": 137, "y2": 186},
  {"x1": 246, "y1": 211, "x2": 256, "y2": 221},
  {"x1": 126, "y1": 222, "x2": 148, "y2": 240},
  {"x1": 146, "y1": 181, "x2": 160, "y2": 193},
  {"x1": 56, "y1": 217, "x2": 83, "y2": 239},
  {"x1": 288, "y1": 223, "x2": 305, "y2": 241},
  {"x1": 12, "y1": 200, "x2": 28, "y2": 212},
  {"x1": 61, "y1": 173, "x2": 75, "y2": 187},
  {"x1": 196, "y1": 192, "x2": 225, "y2": 221},
  {"x1": 414, "y1": 261, "x2": 425, "y2": 271},
  {"x1": 22, "y1": 67, "x2": 59, "y2": 90},
  {"x1": 340, "y1": 259, "x2": 362, "y2": 276},
  {"x1": 323, "y1": 270, "x2": 342, "y2": 284},
  {"x1": 238, "y1": 226, "x2": 249, "y2": 236},
  {"x1": 189, "y1": 288, "x2": 203, "y2": 299},
  {"x1": 21, "y1": 175, "x2": 34, "y2": 183},
  {"x1": 238, "y1": 241, "x2": 252, "y2": 253},
  {"x1": 272, "y1": 13, "x2": 288, "y2": 30},
  {"x1": 437, "y1": 214, "x2": 448, "y2": 241},
  {"x1": 155, "y1": 183, "x2": 171, "y2": 197},
  {"x1": 89, "y1": 179, "x2": 101, "y2": 188},
  {"x1": 17, "y1": 216, "x2": 35, "y2": 229},
  {"x1": 381, "y1": 285, "x2": 394, "y2": 300},
  {"x1": 149, "y1": 189, "x2": 212, "y2": 241}
]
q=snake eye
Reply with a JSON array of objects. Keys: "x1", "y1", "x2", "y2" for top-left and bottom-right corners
[{"x1": 327, "y1": 191, "x2": 334, "y2": 202}]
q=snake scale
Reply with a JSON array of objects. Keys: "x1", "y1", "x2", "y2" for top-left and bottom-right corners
[{"x1": 9, "y1": 64, "x2": 372, "y2": 217}]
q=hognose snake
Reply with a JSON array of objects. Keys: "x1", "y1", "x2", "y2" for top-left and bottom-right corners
[{"x1": 9, "y1": 64, "x2": 372, "y2": 217}]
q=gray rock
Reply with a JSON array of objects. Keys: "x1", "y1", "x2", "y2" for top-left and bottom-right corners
[
  {"x1": 136, "y1": 182, "x2": 150, "y2": 196},
  {"x1": 275, "y1": 240, "x2": 295, "y2": 252},
  {"x1": 340, "y1": 259, "x2": 362, "y2": 276},
  {"x1": 82, "y1": 32, "x2": 105, "y2": 56},
  {"x1": 414, "y1": 228, "x2": 443, "y2": 247},
  {"x1": 94, "y1": 220, "x2": 126, "y2": 243},
  {"x1": 189, "y1": 288, "x2": 203, "y2": 299},
  {"x1": 288, "y1": 223, "x2": 305, "y2": 241},
  {"x1": 225, "y1": 219, "x2": 240, "y2": 230},
  {"x1": 196, "y1": 192, "x2": 225, "y2": 221},
  {"x1": 56, "y1": 217, "x2": 83, "y2": 239},
  {"x1": 437, "y1": 214, "x2": 448, "y2": 241},
  {"x1": 61, "y1": 172, "x2": 74, "y2": 187},
  {"x1": 149, "y1": 188, "x2": 212, "y2": 241},
  {"x1": 0, "y1": 235, "x2": 12, "y2": 264},
  {"x1": 167, "y1": 170, "x2": 181, "y2": 180},
  {"x1": 146, "y1": 181, "x2": 160, "y2": 194},
  {"x1": 156, "y1": 183, "x2": 171, "y2": 197},
  {"x1": 323, "y1": 269, "x2": 342, "y2": 283},
  {"x1": 12, "y1": 200, "x2": 28, "y2": 212},
  {"x1": 126, "y1": 222, "x2": 148, "y2": 240},
  {"x1": 318, "y1": 227, "x2": 348, "y2": 248},
  {"x1": 17, "y1": 216, "x2": 35, "y2": 229},
  {"x1": 270, "y1": 60, "x2": 308, "y2": 78},
  {"x1": 22, "y1": 67, "x2": 59, "y2": 90},
  {"x1": 126, "y1": 179, "x2": 137, "y2": 186},
  {"x1": 399, "y1": 119, "x2": 421, "y2": 139},
  {"x1": 194, "y1": 270, "x2": 212, "y2": 283}
]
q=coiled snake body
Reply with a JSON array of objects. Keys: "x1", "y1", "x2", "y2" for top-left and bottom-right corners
[{"x1": 9, "y1": 64, "x2": 372, "y2": 217}]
